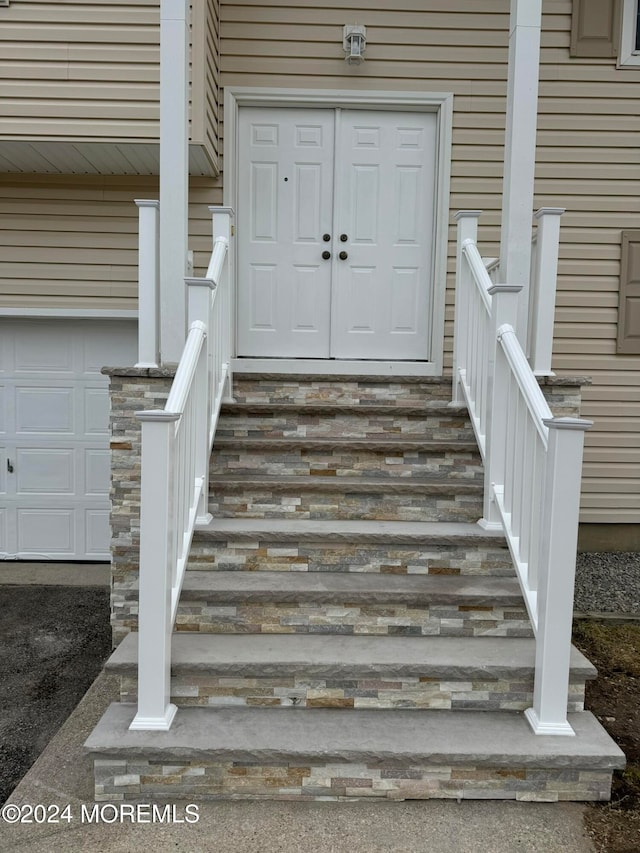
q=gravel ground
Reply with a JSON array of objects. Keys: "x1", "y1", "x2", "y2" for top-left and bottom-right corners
[{"x1": 574, "y1": 552, "x2": 640, "y2": 615}]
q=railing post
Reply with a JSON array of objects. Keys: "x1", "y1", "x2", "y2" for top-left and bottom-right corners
[
  {"x1": 452, "y1": 211, "x2": 482, "y2": 405},
  {"x1": 479, "y1": 286, "x2": 522, "y2": 530},
  {"x1": 129, "y1": 411, "x2": 179, "y2": 731},
  {"x1": 525, "y1": 416, "x2": 592, "y2": 736},
  {"x1": 186, "y1": 278, "x2": 215, "y2": 525},
  {"x1": 529, "y1": 208, "x2": 564, "y2": 376},
  {"x1": 209, "y1": 206, "x2": 235, "y2": 402},
  {"x1": 135, "y1": 200, "x2": 160, "y2": 368}
]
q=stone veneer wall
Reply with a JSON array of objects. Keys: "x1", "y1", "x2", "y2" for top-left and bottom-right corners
[{"x1": 105, "y1": 370, "x2": 589, "y2": 646}]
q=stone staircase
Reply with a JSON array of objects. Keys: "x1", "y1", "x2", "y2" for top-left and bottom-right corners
[{"x1": 86, "y1": 374, "x2": 624, "y2": 801}]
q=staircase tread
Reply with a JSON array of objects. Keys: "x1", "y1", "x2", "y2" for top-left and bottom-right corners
[
  {"x1": 220, "y1": 402, "x2": 466, "y2": 416},
  {"x1": 108, "y1": 633, "x2": 596, "y2": 679},
  {"x1": 86, "y1": 705, "x2": 625, "y2": 769},
  {"x1": 194, "y1": 517, "x2": 506, "y2": 543},
  {"x1": 180, "y1": 570, "x2": 524, "y2": 605},
  {"x1": 208, "y1": 474, "x2": 484, "y2": 492}
]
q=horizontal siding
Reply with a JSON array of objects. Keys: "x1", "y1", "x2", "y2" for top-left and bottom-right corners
[
  {"x1": 0, "y1": 0, "x2": 218, "y2": 166},
  {"x1": 0, "y1": 174, "x2": 221, "y2": 311}
]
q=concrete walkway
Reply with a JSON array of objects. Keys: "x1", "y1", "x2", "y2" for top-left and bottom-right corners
[{"x1": 0, "y1": 563, "x2": 597, "y2": 852}]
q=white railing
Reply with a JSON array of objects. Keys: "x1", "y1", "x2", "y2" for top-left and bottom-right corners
[
  {"x1": 453, "y1": 210, "x2": 591, "y2": 737},
  {"x1": 129, "y1": 207, "x2": 233, "y2": 731}
]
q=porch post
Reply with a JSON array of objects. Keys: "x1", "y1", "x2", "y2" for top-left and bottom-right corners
[
  {"x1": 159, "y1": 0, "x2": 189, "y2": 363},
  {"x1": 135, "y1": 200, "x2": 160, "y2": 368},
  {"x1": 529, "y1": 208, "x2": 564, "y2": 376},
  {"x1": 209, "y1": 206, "x2": 235, "y2": 401},
  {"x1": 525, "y1": 416, "x2": 592, "y2": 736},
  {"x1": 452, "y1": 211, "x2": 482, "y2": 405},
  {"x1": 500, "y1": 0, "x2": 542, "y2": 346}
]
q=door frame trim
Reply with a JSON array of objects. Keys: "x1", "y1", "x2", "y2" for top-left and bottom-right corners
[{"x1": 224, "y1": 87, "x2": 453, "y2": 377}]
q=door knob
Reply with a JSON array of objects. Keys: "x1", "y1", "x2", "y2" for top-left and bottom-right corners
[
  {"x1": 322, "y1": 250, "x2": 331, "y2": 260},
  {"x1": 339, "y1": 251, "x2": 348, "y2": 260},
  {"x1": 323, "y1": 233, "x2": 331, "y2": 242},
  {"x1": 7, "y1": 459, "x2": 14, "y2": 473},
  {"x1": 340, "y1": 234, "x2": 348, "y2": 242}
]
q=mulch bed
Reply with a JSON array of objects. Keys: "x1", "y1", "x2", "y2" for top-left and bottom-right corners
[{"x1": 572, "y1": 621, "x2": 640, "y2": 853}]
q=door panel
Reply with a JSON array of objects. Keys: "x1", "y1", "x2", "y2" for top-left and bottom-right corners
[
  {"x1": 238, "y1": 108, "x2": 335, "y2": 357},
  {"x1": 237, "y1": 106, "x2": 436, "y2": 361},
  {"x1": 331, "y1": 110, "x2": 436, "y2": 359}
]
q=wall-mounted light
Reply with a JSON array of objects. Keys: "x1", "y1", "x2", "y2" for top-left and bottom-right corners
[{"x1": 343, "y1": 24, "x2": 367, "y2": 65}]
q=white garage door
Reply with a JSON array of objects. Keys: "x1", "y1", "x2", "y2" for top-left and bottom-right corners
[{"x1": 0, "y1": 319, "x2": 137, "y2": 560}]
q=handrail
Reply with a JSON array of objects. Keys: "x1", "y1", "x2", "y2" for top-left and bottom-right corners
[
  {"x1": 453, "y1": 209, "x2": 591, "y2": 738},
  {"x1": 165, "y1": 321, "x2": 207, "y2": 413},
  {"x1": 129, "y1": 206, "x2": 234, "y2": 732}
]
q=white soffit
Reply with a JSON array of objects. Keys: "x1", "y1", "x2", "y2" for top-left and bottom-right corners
[{"x1": 0, "y1": 141, "x2": 215, "y2": 176}]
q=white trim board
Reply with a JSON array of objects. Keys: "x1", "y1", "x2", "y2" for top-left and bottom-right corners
[
  {"x1": 224, "y1": 87, "x2": 453, "y2": 376},
  {"x1": 0, "y1": 308, "x2": 139, "y2": 319}
]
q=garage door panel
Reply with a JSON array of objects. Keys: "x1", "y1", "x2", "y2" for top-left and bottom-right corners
[
  {"x1": 17, "y1": 508, "x2": 75, "y2": 554},
  {"x1": 16, "y1": 448, "x2": 75, "y2": 494},
  {"x1": 85, "y1": 449, "x2": 110, "y2": 496},
  {"x1": 16, "y1": 387, "x2": 75, "y2": 434},
  {"x1": 1, "y1": 318, "x2": 136, "y2": 559},
  {"x1": 84, "y1": 387, "x2": 110, "y2": 435},
  {"x1": 13, "y1": 326, "x2": 75, "y2": 374},
  {"x1": 85, "y1": 509, "x2": 110, "y2": 556}
]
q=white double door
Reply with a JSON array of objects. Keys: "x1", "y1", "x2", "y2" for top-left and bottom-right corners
[{"x1": 237, "y1": 107, "x2": 436, "y2": 360}]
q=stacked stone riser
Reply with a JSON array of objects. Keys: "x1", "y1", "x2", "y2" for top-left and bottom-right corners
[
  {"x1": 174, "y1": 601, "x2": 532, "y2": 638},
  {"x1": 94, "y1": 759, "x2": 612, "y2": 803},
  {"x1": 186, "y1": 539, "x2": 515, "y2": 576},
  {"x1": 120, "y1": 674, "x2": 585, "y2": 713},
  {"x1": 210, "y1": 444, "x2": 482, "y2": 480},
  {"x1": 216, "y1": 407, "x2": 475, "y2": 441}
]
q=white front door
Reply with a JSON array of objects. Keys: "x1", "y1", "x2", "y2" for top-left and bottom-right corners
[{"x1": 238, "y1": 107, "x2": 436, "y2": 361}]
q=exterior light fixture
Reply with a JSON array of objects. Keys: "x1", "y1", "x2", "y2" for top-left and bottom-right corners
[{"x1": 343, "y1": 24, "x2": 367, "y2": 64}]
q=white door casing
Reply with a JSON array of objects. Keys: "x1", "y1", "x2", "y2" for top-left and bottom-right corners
[
  {"x1": 0, "y1": 319, "x2": 137, "y2": 560},
  {"x1": 236, "y1": 100, "x2": 444, "y2": 365}
]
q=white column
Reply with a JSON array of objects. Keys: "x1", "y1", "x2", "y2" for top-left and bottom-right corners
[
  {"x1": 452, "y1": 211, "x2": 482, "y2": 405},
  {"x1": 525, "y1": 416, "x2": 592, "y2": 737},
  {"x1": 529, "y1": 208, "x2": 564, "y2": 376},
  {"x1": 130, "y1": 411, "x2": 179, "y2": 731},
  {"x1": 135, "y1": 200, "x2": 160, "y2": 368},
  {"x1": 500, "y1": 0, "x2": 542, "y2": 345},
  {"x1": 159, "y1": 0, "x2": 189, "y2": 364}
]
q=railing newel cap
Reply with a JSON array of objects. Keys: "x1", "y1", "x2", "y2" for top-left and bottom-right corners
[
  {"x1": 454, "y1": 210, "x2": 483, "y2": 221},
  {"x1": 487, "y1": 283, "x2": 523, "y2": 295},
  {"x1": 134, "y1": 199, "x2": 160, "y2": 208},
  {"x1": 208, "y1": 205, "x2": 235, "y2": 216},
  {"x1": 534, "y1": 207, "x2": 565, "y2": 219},
  {"x1": 542, "y1": 416, "x2": 593, "y2": 431},
  {"x1": 135, "y1": 410, "x2": 181, "y2": 422},
  {"x1": 185, "y1": 276, "x2": 216, "y2": 290}
]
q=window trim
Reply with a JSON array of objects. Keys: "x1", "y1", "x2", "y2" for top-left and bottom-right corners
[{"x1": 619, "y1": 0, "x2": 640, "y2": 66}]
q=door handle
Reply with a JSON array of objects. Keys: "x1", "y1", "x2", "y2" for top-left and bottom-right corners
[
  {"x1": 7, "y1": 459, "x2": 14, "y2": 473},
  {"x1": 339, "y1": 251, "x2": 348, "y2": 260},
  {"x1": 322, "y1": 250, "x2": 331, "y2": 260}
]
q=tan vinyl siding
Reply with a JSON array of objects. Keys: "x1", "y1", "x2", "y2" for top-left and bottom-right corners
[
  {"x1": 0, "y1": 174, "x2": 221, "y2": 311},
  {"x1": 535, "y1": 0, "x2": 640, "y2": 522},
  {"x1": 0, "y1": 0, "x2": 160, "y2": 141},
  {"x1": 0, "y1": 0, "x2": 218, "y2": 172}
]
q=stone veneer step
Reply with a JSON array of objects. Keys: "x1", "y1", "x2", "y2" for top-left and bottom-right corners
[
  {"x1": 86, "y1": 705, "x2": 625, "y2": 802},
  {"x1": 108, "y1": 633, "x2": 596, "y2": 682},
  {"x1": 174, "y1": 570, "x2": 533, "y2": 639}
]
